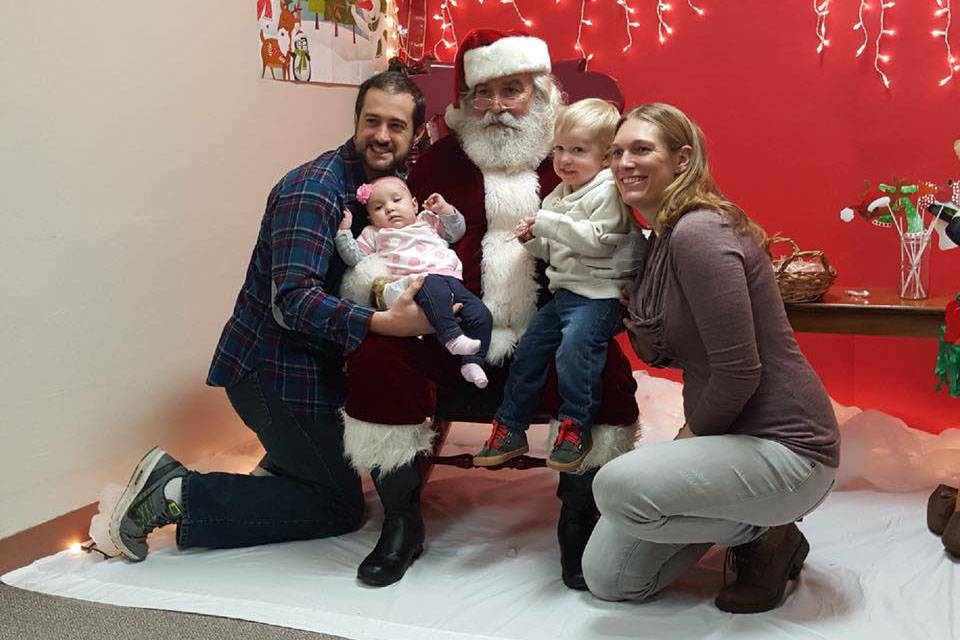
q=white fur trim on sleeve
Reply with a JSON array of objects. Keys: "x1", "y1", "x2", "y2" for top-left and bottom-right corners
[{"x1": 463, "y1": 36, "x2": 551, "y2": 89}]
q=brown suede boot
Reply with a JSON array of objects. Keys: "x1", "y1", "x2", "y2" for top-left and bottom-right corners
[
  {"x1": 942, "y1": 512, "x2": 960, "y2": 558},
  {"x1": 714, "y1": 523, "x2": 809, "y2": 614},
  {"x1": 927, "y1": 484, "x2": 958, "y2": 536}
]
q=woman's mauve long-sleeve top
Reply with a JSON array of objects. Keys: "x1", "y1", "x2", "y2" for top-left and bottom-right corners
[{"x1": 628, "y1": 209, "x2": 840, "y2": 468}]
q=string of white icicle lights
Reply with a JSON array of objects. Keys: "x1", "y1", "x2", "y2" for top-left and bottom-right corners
[
  {"x1": 573, "y1": 0, "x2": 593, "y2": 64},
  {"x1": 933, "y1": 0, "x2": 958, "y2": 86},
  {"x1": 431, "y1": 0, "x2": 458, "y2": 59},
  {"x1": 656, "y1": 1, "x2": 673, "y2": 44},
  {"x1": 852, "y1": 0, "x2": 869, "y2": 57},
  {"x1": 815, "y1": 0, "x2": 830, "y2": 53},
  {"x1": 502, "y1": 0, "x2": 534, "y2": 27},
  {"x1": 874, "y1": 1, "x2": 895, "y2": 88},
  {"x1": 617, "y1": 0, "x2": 641, "y2": 52}
]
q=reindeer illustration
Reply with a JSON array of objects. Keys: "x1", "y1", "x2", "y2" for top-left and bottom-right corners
[
  {"x1": 278, "y1": 1, "x2": 303, "y2": 41},
  {"x1": 260, "y1": 28, "x2": 290, "y2": 80}
]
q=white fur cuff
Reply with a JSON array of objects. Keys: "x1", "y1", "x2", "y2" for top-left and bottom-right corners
[
  {"x1": 546, "y1": 420, "x2": 639, "y2": 473},
  {"x1": 340, "y1": 255, "x2": 392, "y2": 306},
  {"x1": 342, "y1": 411, "x2": 435, "y2": 473}
]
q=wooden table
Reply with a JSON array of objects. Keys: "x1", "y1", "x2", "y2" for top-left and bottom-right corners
[{"x1": 784, "y1": 287, "x2": 953, "y2": 338}]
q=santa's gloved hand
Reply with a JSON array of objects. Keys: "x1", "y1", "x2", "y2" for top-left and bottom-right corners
[{"x1": 580, "y1": 229, "x2": 649, "y2": 280}]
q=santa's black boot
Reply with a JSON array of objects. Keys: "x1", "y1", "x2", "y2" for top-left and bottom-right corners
[
  {"x1": 557, "y1": 469, "x2": 601, "y2": 591},
  {"x1": 357, "y1": 459, "x2": 426, "y2": 587}
]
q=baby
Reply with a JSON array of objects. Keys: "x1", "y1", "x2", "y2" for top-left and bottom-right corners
[
  {"x1": 337, "y1": 176, "x2": 492, "y2": 388},
  {"x1": 474, "y1": 98, "x2": 641, "y2": 471}
]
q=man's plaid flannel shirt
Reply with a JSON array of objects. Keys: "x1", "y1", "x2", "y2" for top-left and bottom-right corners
[{"x1": 207, "y1": 138, "x2": 376, "y2": 416}]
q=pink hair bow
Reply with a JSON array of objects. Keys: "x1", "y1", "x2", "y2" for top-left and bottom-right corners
[{"x1": 356, "y1": 183, "x2": 373, "y2": 204}]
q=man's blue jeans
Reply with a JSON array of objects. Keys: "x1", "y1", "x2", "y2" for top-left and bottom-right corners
[
  {"x1": 176, "y1": 370, "x2": 364, "y2": 549},
  {"x1": 495, "y1": 289, "x2": 624, "y2": 433}
]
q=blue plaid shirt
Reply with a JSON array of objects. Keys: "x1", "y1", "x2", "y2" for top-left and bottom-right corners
[{"x1": 207, "y1": 139, "x2": 376, "y2": 416}]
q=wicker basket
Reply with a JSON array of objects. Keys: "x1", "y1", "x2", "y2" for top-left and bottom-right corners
[{"x1": 768, "y1": 236, "x2": 837, "y2": 303}]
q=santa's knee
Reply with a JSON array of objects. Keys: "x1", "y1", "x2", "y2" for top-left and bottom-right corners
[{"x1": 341, "y1": 412, "x2": 435, "y2": 474}]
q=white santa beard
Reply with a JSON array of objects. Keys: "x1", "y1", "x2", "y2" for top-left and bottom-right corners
[{"x1": 447, "y1": 98, "x2": 554, "y2": 174}]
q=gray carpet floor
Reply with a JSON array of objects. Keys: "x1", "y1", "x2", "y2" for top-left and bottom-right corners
[{"x1": 0, "y1": 583, "x2": 349, "y2": 640}]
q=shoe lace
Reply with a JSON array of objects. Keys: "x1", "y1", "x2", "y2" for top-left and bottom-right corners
[
  {"x1": 553, "y1": 419, "x2": 581, "y2": 448},
  {"x1": 486, "y1": 421, "x2": 509, "y2": 449},
  {"x1": 132, "y1": 499, "x2": 180, "y2": 535}
]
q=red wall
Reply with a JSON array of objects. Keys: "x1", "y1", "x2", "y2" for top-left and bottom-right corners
[{"x1": 412, "y1": 0, "x2": 960, "y2": 432}]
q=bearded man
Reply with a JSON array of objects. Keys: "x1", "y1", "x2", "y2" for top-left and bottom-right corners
[{"x1": 340, "y1": 30, "x2": 640, "y2": 589}]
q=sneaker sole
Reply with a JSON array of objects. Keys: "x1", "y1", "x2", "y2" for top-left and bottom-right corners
[
  {"x1": 546, "y1": 446, "x2": 592, "y2": 472},
  {"x1": 108, "y1": 446, "x2": 166, "y2": 562},
  {"x1": 473, "y1": 446, "x2": 529, "y2": 467}
]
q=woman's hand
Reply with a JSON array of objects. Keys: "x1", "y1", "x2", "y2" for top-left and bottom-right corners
[
  {"x1": 674, "y1": 424, "x2": 695, "y2": 440},
  {"x1": 338, "y1": 209, "x2": 352, "y2": 232}
]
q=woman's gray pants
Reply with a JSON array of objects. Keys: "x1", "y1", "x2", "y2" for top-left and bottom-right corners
[{"x1": 582, "y1": 435, "x2": 836, "y2": 602}]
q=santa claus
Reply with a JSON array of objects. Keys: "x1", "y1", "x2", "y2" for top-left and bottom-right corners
[{"x1": 340, "y1": 29, "x2": 640, "y2": 589}]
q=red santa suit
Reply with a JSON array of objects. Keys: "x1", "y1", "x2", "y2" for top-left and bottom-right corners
[
  {"x1": 340, "y1": 76, "x2": 638, "y2": 473},
  {"x1": 341, "y1": 28, "x2": 639, "y2": 591}
]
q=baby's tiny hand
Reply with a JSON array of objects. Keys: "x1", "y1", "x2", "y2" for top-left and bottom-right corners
[
  {"x1": 339, "y1": 209, "x2": 352, "y2": 232},
  {"x1": 423, "y1": 193, "x2": 454, "y2": 215}
]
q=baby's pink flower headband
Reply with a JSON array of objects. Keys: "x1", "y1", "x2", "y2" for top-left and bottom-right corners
[{"x1": 356, "y1": 183, "x2": 374, "y2": 204}]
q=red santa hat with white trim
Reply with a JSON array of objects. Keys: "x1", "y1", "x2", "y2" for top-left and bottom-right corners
[{"x1": 452, "y1": 29, "x2": 552, "y2": 107}]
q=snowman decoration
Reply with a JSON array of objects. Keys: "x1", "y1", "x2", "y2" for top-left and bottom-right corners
[{"x1": 350, "y1": 0, "x2": 387, "y2": 59}]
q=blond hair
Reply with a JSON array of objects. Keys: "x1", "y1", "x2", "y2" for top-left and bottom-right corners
[
  {"x1": 618, "y1": 102, "x2": 766, "y2": 245},
  {"x1": 555, "y1": 98, "x2": 621, "y2": 154}
]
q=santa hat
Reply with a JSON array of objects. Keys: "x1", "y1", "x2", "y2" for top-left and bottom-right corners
[{"x1": 452, "y1": 29, "x2": 551, "y2": 107}]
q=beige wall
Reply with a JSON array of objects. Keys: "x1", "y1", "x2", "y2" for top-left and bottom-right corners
[{"x1": 0, "y1": 2, "x2": 357, "y2": 537}]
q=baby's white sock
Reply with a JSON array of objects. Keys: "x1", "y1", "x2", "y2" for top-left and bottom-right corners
[
  {"x1": 446, "y1": 334, "x2": 480, "y2": 356},
  {"x1": 461, "y1": 363, "x2": 488, "y2": 389}
]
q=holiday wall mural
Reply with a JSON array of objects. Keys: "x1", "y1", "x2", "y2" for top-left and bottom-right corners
[{"x1": 257, "y1": 0, "x2": 394, "y2": 85}]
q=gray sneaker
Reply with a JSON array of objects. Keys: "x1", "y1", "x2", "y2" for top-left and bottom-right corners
[
  {"x1": 474, "y1": 420, "x2": 529, "y2": 466},
  {"x1": 547, "y1": 419, "x2": 592, "y2": 472},
  {"x1": 109, "y1": 447, "x2": 187, "y2": 561}
]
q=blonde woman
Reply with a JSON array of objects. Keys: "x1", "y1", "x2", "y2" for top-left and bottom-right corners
[{"x1": 582, "y1": 103, "x2": 839, "y2": 613}]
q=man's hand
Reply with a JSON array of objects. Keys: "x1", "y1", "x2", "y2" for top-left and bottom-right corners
[
  {"x1": 338, "y1": 209, "x2": 353, "y2": 232},
  {"x1": 514, "y1": 215, "x2": 536, "y2": 242},
  {"x1": 369, "y1": 277, "x2": 462, "y2": 337},
  {"x1": 423, "y1": 193, "x2": 455, "y2": 216},
  {"x1": 581, "y1": 229, "x2": 648, "y2": 280}
]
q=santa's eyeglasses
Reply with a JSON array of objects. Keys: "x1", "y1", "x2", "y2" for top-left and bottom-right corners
[{"x1": 471, "y1": 94, "x2": 528, "y2": 111}]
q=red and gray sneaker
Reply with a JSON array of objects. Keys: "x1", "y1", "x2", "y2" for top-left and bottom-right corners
[
  {"x1": 548, "y1": 419, "x2": 592, "y2": 472},
  {"x1": 474, "y1": 420, "x2": 529, "y2": 467}
]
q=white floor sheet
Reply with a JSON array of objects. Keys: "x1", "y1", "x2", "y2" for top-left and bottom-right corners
[{"x1": 5, "y1": 373, "x2": 960, "y2": 639}]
